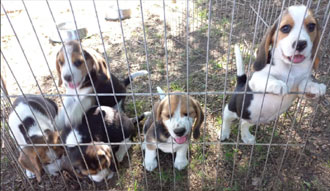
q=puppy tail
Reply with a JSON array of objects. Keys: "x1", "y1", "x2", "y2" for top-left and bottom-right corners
[
  {"x1": 123, "y1": 70, "x2": 148, "y2": 86},
  {"x1": 234, "y1": 45, "x2": 247, "y2": 85},
  {"x1": 156, "y1": 86, "x2": 166, "y2": 100},
  {"x1": 131, "y1": 111, "x2": 151, "y2": 125}
]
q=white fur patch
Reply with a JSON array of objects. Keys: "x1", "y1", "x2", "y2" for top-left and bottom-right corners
[
  {"x1": 234, "y1": 45, "x2": 244, "y2": 76},
  {"x1": 163, "y1": 100, "x2": 193, "y2": 140},
  {"x1": 156, "y1": 86, "x2": 166, "y2": 100},
  {"x1": 88, "y1": 168, "x2": 113, "y2": 182},
  {"x1": 130, "y1": 70, "x2": 148, "y2": 79},
  {"x1": 65, "y1": 129, "x2": 82, "y2": 147},
  {"x1": 8, "y1": 102, "x2": 53, "y2": 148}
]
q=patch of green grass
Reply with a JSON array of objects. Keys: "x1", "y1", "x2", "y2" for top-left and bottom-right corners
[
  {"x1": 223, "y1": 146, "x2": 234, "y2": 163},
  {"x1": 216, "y1": 116, "x2": 222, "y2": 130},
  {"x1": 174, "y1": 169, "x2": 184, "y2": 182},
  {"x1": 126, "y1": 100, "x2": 145, "y2": 116},
  {"x1": 223, "y1": 181, "x2": 240, "y2": 191},
  {"x1": 170, "y1": 82, "x2": 184, "y2": 92},
  {"x1": 198, "y1": 9, "x2": 208, "y2": 20},
  {"x1": 210, "y1": 59, "x2": 223, "y2": 69}
]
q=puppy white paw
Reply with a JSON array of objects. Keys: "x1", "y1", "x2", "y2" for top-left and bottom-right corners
[
  {"x1": 107, "y1": 171, "x2": 114, "y2": 179},
  {"x1": 267, "y1": 80, "x2": 288, "y2": 95},
  {"x1": 241, "y1": 134, "x2": 256, "y2": 144},
  {"x1": 115, "y1": 152, "x2": 125, "y2": 163},
  {"x1": 26, "y1": 170, "x2": 35, "y2": 179},
  {"x1": 174, "y1": 158, "x2": 188, "y2": 170},
  {"x1": 144, "y1": 159, "x2": 158, "y2": 171},
  {"x1": 219, "y1": 128, "x2": 230, "y2": 141},
  {"x1": 305, "y1": 83, "x2": 326, "y2": 98}
]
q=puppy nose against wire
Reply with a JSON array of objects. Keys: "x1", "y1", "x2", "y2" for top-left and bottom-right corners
[
  {"x1": 64, "y1": 75, "x2": 72, "y2": 82},
  {"x1": 174, "y1": 128, "x2": 186, "y2": 137},
  {"x1": 292, "y1": 40, "x2": 307, "y2": 52}
]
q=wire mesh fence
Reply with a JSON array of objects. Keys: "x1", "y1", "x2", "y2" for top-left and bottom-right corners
[{"x1": 1, "y1": 0, "x2": 329, "y2": 190}]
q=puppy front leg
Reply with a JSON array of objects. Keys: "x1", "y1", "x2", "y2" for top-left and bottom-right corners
[
  {"x1": 174, "y1": 144, "x2": 189, "y2": 170},
  {"x1": 298, "y1": 78, "x2": 326, "y2": 99},
  {"x1": 240, "y1": 120, "x2": 255, "y2": 144},
  {"x1": 115, "y1": 138, "x2": 132, "y2": 162},
  {"x1": 144, "y1": 147, "x2": 158, "y2": 171},
  {"x1": 69, "y1": 96, "x2": 94, "y2": 125},
  {"x1": 249, "y1": 72, "x2": 289, "y2": 95}
]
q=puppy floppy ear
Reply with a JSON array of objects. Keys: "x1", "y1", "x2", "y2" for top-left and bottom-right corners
[
  {"x1": 191, "y1": 98, "x2": 204, "y2": 139},
  {"x1": 18, "y1": 149, "x2": 43, "y2": 182},
  {"x1": 312, "y1": 20, "x2": 321, "y2": 70},
  {"x1": 254, "y1": 21, "x2": 278, "y2": 71},
  {"x1": 155, "y1": 101, "x2": 164, "y2": 124},
  {"x1": 83, "y1": 49, "x2": 108, "y2": 76},
  {"x1": 55, "y1": 50, "x2": 63, "y2": 86}
]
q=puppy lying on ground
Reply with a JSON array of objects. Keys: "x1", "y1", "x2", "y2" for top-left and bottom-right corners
[
  {"x1": 143, "y1": 87, "x2": 204, "y2": 171},
  {"x1": 18, "y1": 130, "x2": 64, "y2": 182},
  {"x1": 61, "y1": 106, "x2": 149, "y2": 182},
  {"x1": 55, "y1": 40, "x2": 148, "y2": 127},
  {"x1": 219, "y1": 5, "x2": 326, "y2": 144},
  {"x1": 8, "y1": 95, "x2": 64, "y2": 182}
]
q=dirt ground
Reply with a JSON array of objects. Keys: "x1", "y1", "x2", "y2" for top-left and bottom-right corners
[{"x1": 1, "y1": 0, "x2": 330, "y2": 190}]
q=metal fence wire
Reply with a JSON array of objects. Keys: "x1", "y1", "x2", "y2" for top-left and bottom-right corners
[{"x1": 1, "y1": 0, "x2": 329, "y2": 190}]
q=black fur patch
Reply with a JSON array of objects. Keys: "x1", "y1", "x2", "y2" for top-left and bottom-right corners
[
  {"x1": 18, "y1": 117, "x2": 35, "y2": 142},
  {"x1": 228, "y1": 74, "x2": 253, "y2": 120},
  {"x1": 79, "y1": 69, "x2": 127, "y2": 111}
]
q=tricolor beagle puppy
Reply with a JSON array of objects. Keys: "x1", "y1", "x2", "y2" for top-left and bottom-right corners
[
  {"x1": 143, "y1": 89, "x2": 204, "y2": 171},
  {"x1": 219, "y1": 5, "x2": 326, "y2": 144},
  {"x1": 8, "y1": 95, "x2": 64, "y2": 182},
  {"x1": 55, "y1": 40, "x2": 147, "y2": 127},
  {"x1": 61, "y1": 106, "x2": 149, "y2": 182}
]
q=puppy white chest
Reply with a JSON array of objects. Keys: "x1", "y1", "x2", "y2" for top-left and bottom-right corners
[{"x1": 157, "y1": 138, "x2": 187, "y2": 153}]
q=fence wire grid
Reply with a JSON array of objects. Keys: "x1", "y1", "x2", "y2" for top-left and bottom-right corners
[{"x1": 1, "y1": 0, "x2": 330, "y2": 190}]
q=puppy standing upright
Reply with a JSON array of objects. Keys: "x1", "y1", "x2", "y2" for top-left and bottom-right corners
[
  {"x1": 143, "y1": 89, "x2": 204, "y2": 171},
  {"x1": 219, "y1": 5, "x2": 326, "y2": 144},
  {"x1": 55, "y1": 40, "x2": 147, "y2": 127}
]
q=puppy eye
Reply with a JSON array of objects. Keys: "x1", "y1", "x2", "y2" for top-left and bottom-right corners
[
  {"x1": 167, "y1": 114, "x2": 171, "y2": 118},
  {"x1": 306, "y1": 23, "x2": 316, "y2": 32},
  {"x1": 74, "y1": 61, "x2": 82, "y2": 67},
  {"x1": 280, "y1": 25, "x2": 291, "y2": 33},
  {"x1": 59, "y1": 61, "x2": 64, "y2": 66}
]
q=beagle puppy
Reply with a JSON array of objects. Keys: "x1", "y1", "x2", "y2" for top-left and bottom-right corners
[
  {"x1": 18, "y1": 130, "x2": 64, "y2": 182},
  {"x1": 8, "y1": 95, "x2": 64, "y2": 181},
  {"x1": 55, "y1": 40, "x2": 148, "y2": 127},
  {"x1": 219, "y1": 5, "x2": 326, "y2": 144},
  {"x1": 61, "y1": 106, "x2": 149, "y2": 182},
  {"x1": 143, "y1": 91, "x2": 204, "y2": 171}
]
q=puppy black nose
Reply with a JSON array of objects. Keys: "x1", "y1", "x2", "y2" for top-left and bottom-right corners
[
  {"x1": 292, "y1": 40, "x2": 307, "y2": 51},
  {"x1": 174, "y1": 128, "x2": 186, "y2": 137},
  {"x1": 64, "y1": 75, "x2": 72, "y2": 82}
]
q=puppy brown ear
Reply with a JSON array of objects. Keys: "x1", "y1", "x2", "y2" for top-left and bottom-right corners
[
  {"x1": 254, "y1": 21, "x2": 278, "y2": 71},
  {"x1": 19, "y1": 149, "x2": 43, "y2": 182},
  {"x1": 312, "y1": 20, "x2": 321, "y2": 70},
  {"x1": 83, "y1": 49, "x2": 108, "y2": 75},
  {"x1": 191, "y1": 98, "x2": 204, "y2": 139},
  {"x1": 55, "y1": 51, "x2": 63, "y2": 86},
  {"x1": 155, "y1": 100, "x2": 165, "y2": 123}
]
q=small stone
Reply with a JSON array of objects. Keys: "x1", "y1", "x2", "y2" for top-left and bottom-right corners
[{"x1": 252, "y1": 177, "x2": 261, "y2": 186}]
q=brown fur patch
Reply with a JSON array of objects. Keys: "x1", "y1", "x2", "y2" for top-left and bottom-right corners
[
  {"x1": 157, "y1": 94, "x2": 204, "y2": 139},
  {"x1": 82, "y1": 143, "x2": 112, "y2": 175},
  {"x1": 55, "y1": 40, "x2": 109, "y2": 87},
  {"x1": 304, "y1": 11, "x2": 320, "y2": 69},
  {"x1": 18, "y1": 130, "x2": 64, "y2": 182},
  {"x1": 273, "y1": 12, "x2": 294, "y2": 47},
  {"x1": 55, "y1": 50, "x2": 64, "y2": 86}
]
